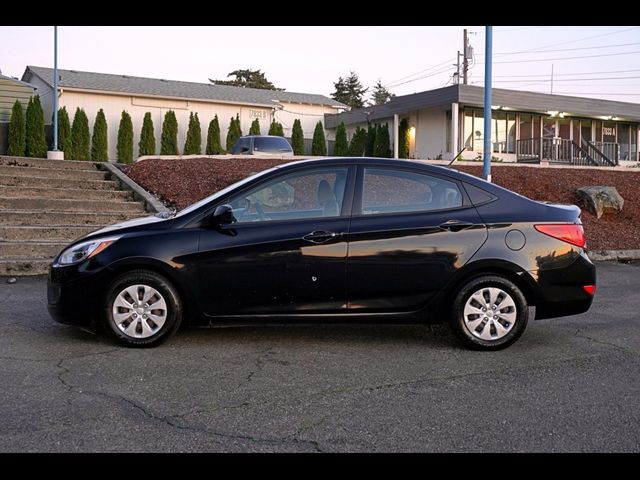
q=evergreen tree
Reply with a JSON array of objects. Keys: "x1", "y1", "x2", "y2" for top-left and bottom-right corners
[
  {"x1": 7, "y1": 100, "x2": 25, "y2": 156},
  {"x1": 249, "y1": 118, "x2": 261, "y2": 135},
  {"x1": 206, "y1": 115, "x2": 222, "y2": 154},
  {"x1": 116, "y1": 110, "x2": 134, "y2": 164},
  {"x1": 210, "y1": 69, "x2": 282, "y2": 90},
  {"x1": 184, "y1": 112, "x2": 202, "y2": 155},
  {"x1": 374, "y1": 123, "x2": 391, "y2": 158},
  {"x1": 25, "y1": 96, "x2": 47, "y2": 158},
  {"x1": 311, "y1": 121, "x2": 327, "y2": 156},
  {"x1": 331, "y1": 71, "x2": 368, "y2": 108},
  {"x1": 291, "y1": 119, "x2": 304, "y2": 155},
  {"x1": 333, "y1": 122, "x2": 348, "y2": 156},
  {"x1": 138, "y1": 112, "x2": 156, "y2": 156},
  {"x1": 365, "y1": 123, "x2": 376, "y2": 156},
  {"x1": 160, "y1": 110, "x2": 178, "y2": 155},
  {"x1": 70, "y1": 107, "x2": 90, "y2": 160},
  {"x1": 56, "y1": 107, "x2": 72, "y2": 154},
  {"x1": 91, "y1": 109, "x2": 108, "y2": 161},
  {"x1": 226, "y1": 115, "x2": 242, "y2": 151},
  {"x1": 268, "y1": 119, "x2": 284, "y2": 136},
  {"x1": 370, "y1": 79, "x2": 393, "y2": 106},
  {"x1": 348, "y1": 126, "x2": 367, "y2": 157},
  {"x1": 398, "y1": 118, "x2": 410, "y2": 159}
]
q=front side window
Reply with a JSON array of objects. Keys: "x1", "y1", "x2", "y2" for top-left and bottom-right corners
[
  {"x1": 253, "y1": 137, "x2": 292, "y2": 153},
  {"x1": 361, "y1": 168, "x2": 463, "y2": 215},
  {"x1": 227, "y1": 168, "x2": 348, "y2": 223}
]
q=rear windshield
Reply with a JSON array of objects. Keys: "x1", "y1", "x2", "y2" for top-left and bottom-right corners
[{"x1": 254, "y1": 137, "x2": 292, "y2": 153}]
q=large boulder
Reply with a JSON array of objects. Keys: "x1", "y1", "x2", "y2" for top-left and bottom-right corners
[{"x1": 576, "y1": 186, "x2": 624, "y2": 219}]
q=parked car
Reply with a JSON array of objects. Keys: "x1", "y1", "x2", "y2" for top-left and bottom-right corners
[
  {"x1": 230, "y1": 135, "x2": 294, "y2": 156},
  {"x1": 48, "y1": 158, "x2": 596, "y2": 349}
]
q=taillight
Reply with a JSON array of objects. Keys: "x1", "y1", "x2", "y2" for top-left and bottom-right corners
[
  {"x1": 534, "y1": 224, "x2": 586, "y2": 248},
  {"x1": 582, "y1": 285, "x2": 596, "y2": 295}
]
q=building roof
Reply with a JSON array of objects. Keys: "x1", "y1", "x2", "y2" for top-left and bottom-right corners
[
  {"x1": 0, "y1": 74, "x2": 36, "y2": 89},
  {"x1": 23, "y1": 66, "x2": 345, "y2": 109},
  {"x1": 325, "y1": 84, "x2": 640, "y2": 127}
]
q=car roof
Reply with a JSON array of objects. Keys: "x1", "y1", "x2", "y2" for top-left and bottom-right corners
[{"x1": 240, "y1": 135, "x2": 289, "y2": 139}]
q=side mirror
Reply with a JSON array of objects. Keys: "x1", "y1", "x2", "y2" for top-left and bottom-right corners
[{"x1": 211, "y1": 204, "x2": 235, "y2": 226}]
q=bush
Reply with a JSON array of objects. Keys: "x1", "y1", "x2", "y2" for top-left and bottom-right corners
[
  {"x1": 311, "y1": 121, "x2": 327, "y2": 156},
  {"x1": 138, "y1": 112, "x2": 156, "y2": 156},
  {"x1": 116, "y1": 110, "x2": 134, "y2": 164},
  {"x1": 226, "y1": 114, "x2": 242, "y2": 151},
  {"x1": 333, "y1": 122, "x2": 348, "y2": 156},
  {"x1": 348, "y1": 126, "x2": 367, "y2": 157},
  {"x1": 183, "y1": 112, "x2": 202, "y2": 155},
  {"x1": 160, "y1": 110, "x2": 178, "y2": 155},
  {"x1": 91, "y1": 109, "x2": 108, "y2": 161},
  {"x1": 206, "y1": 115, "x2": 222, "y2": 154},
  {"x1": 268, "y1": 120, "x2": 284, "y2": 136},
  {"x1": 70, "y1": 107, "x2": 90, "y2": 160},
  {"x1": 291, "y1": 119, "x2": 304, "y2": 155},
  {"x1": 7, "y1": 100, "x2": 25, "y2": 156},
  {"x1": 25, "y1": 96, "x2": 47, "y2": 158},
  {"x1": 365, "y1": 123, "x2": 376, "y2": 157},
  {"x1": 398, "y1": 118, "x2": 410, "y2": 159},
  {"x1": 374, "y1": 123, "x2": 391, "y2": 158},
  {"x1": 249, "y1": 118, "x2": 261, "y2": 135},
  {"x1": 56, "y1": 107, "x2": 72, "y2": 154}
]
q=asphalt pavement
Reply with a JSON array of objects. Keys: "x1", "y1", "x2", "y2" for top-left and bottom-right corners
[{"x1": 1, "y1": 262, "x2": 639, "y2": 452}]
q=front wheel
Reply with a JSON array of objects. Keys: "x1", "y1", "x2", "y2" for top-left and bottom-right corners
[
  {"x1": 450, "y1": 275, "x2": 528, "y2": 350},
  {"x1": 103, "y1": 270, "x2": 182, "y2": 347}
]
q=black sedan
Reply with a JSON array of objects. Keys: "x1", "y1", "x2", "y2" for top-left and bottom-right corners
[{"x1": 48, "y1": 158, "x2": 596, "y2": 349}]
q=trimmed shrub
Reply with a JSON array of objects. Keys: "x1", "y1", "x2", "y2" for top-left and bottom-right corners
[
  {"x1": 91, "y1": 109, "x2": 108, "y2": 161},
  {"x1": 205, "y1": 115, "x2": 222, "y2": 154},
  {"x1": 348, "y1": 126, "x2": 367, "y2": 157},
  {"x1": 291, "y1": 119, "x2": 304, "y2": 155},
  {"x1": 398, "y1": 118, "x2": 410, "y2": 159},
  {"x1": 311, "y1": 121, "x2": 327, "y2": 156},
  {"x1": 333, "y1": 122, "x2": 348, "y2": 156},
  {"x1": 183, "y1": 112, "x2": 202, "y2": 155},
  {"x1": 56, "y1": 107, "x2": 72, "y2": 154},
  {"x1": 268, "y1": 120, "x2": 284, "y2": 136},
  {"x1": 25, "y1": 95, "x2": 47, "y2": 158},
  {"x1": 160, "y1": 110, "x2": 178, "y2": 155},
  {"x1": 70, "y1": 107, "x2": 90, "y2": 160},
  {"x1": 249, "y1": 118, "x2": 261, "y2": 135},
  {"x1": 374, "y1": 123, "x2": 391, "y2": 158},
  {"x1": 226, "y1": 114, "x2": 242, "y2": 151},
  {"x1": 116, "y1": 110, "x2": 134, "y2": 164},
  {"x1": 7, "y1": 100, "x2": 25, "y2": 156},
  {"x1": 138, "y1": 112, "x2": 156, "y2": 156},
  {"x1": 365, "y1": 123, "x2": 376, "y2": 156}
]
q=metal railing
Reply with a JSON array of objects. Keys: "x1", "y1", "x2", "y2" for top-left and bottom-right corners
[
  {"x1": 517, "y1": 137, "x2": 618, "y2": 166},
  {"x1": 591, "y1": 141, "x2": 619, "y2": 165}
]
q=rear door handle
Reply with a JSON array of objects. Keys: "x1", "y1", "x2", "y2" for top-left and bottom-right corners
[
  {"x1": 439, "y1": 220, "x2": 474, "y2": 232},
  {"x1": 303, "y1": 230, "x2": 339, "y2": 244}
]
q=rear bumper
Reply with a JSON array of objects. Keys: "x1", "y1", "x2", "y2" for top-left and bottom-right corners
[{"x1": 534, "y1": 251, "x2": 596, "y2": 320}]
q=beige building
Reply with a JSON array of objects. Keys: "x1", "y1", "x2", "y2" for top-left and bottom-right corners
[{"x1": 22, "y1": 66, "x2": 345, "y2": 160}]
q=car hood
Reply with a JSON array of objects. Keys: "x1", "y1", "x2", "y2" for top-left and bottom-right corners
[{"x1": 82, "y1": 215, "x2": 170, "y2": 240}]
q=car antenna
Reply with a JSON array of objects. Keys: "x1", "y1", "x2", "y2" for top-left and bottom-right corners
[{"x1": 447, "y1": 147, "x2": 467, "y2": 167}]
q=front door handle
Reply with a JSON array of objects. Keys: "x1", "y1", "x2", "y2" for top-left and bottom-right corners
[
  {"x1": 303, "y1": 230, "x2": 339, "y2": 244},
  {"x1": 439, "y1": 220, "x2": 474, "y2": 232}
]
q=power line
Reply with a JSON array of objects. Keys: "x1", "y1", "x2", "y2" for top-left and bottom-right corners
[
  {"x1": 494, "y1": 68, "x2": 640, "y2": 78},
  {"x1": 493, "y1": 50, "x2": 640, "y2": 64},
  {"x1": 387, "y1": 66, "x2": 455, "y2": 88},
  {"x1": 494, "y1": 26, "x2": 553, "y2": 33},
  {"x1": 476, "y1": 41, "x2": 640, "y2": 56},
  {"x1": 384, "y1": 58, "x2": 454, "y2": 88},
  {"x1": 552, "y1": 91, "x2": 640, "y2": 96},
  {"x1": 486, "y1": 75, "x2": 640, "y2": 83}
]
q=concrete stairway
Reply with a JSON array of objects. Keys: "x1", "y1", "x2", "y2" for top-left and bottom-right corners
[{"x1": 0, "y1": 156, "x2": 148, "y2": 276}]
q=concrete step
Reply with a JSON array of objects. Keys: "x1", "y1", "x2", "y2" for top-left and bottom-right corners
[
  {"x1": 0, "y1": 185, "x2": 132, "y2": 201},
  {"x1": 0, "y1": 165, "x2": 108, "y2": 181},
  {"x1": 0, "y1": 174, "x2": 120, "y2": 191},
  {"x1": 0, "y1": 210, "x2": 143, "y2": 226},
  {"x1": 0, "y1": 225, "x2": 97, "y2": 242},
  {"x1": 0, "y1": 258, "x2": 51, "y2": 276},
  {"x1": 0, "y1": 197, "x2": 145, "y2": 213},
  {"x1": 0, "y1": 156, "x2": 106, "y2": 171},
  {"x1": 0, "y1": 241, "x2": 66, "y2": 258}
]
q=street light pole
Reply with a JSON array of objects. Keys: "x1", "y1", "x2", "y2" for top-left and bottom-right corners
[
  {"x1": 482, "y1": 26, "x2": 492, "y2": 182},
  {"x1": 53, "y1": 25, "x2": 58, "y2": 151}
]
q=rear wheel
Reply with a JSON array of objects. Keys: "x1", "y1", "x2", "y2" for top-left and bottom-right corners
[
  {"x1": 103, "y1": 270, "x2": 182, "y2": 347},
  {"x1": 450, "y1": 275, "x2": 528, "y2": 350}
]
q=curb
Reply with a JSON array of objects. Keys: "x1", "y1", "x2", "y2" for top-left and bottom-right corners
[
  {"x1": 589, "y1": 249, "x2": 640, "y2": 262},
  {"x1": 99, "y1": 163, "x2": 169, "y2": 214}
]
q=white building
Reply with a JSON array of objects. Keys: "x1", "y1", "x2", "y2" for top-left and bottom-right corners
[{"x1": 22, "y1": 66, "x2": 345, "y2": 160}]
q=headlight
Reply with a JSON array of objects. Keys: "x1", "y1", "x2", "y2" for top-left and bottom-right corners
[{"x1": 55, "y1": 236, "x2": 121, "y2": 266}]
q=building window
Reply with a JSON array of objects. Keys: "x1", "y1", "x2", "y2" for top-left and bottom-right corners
[
  {"x1": 618, "y1": 123, "x2": 630, "y2": 161},
  {"x1": 445, "y1": 109, "x2": 452, "y2": 153},
  {"x1": 463, "y1": 110, "x2": 474, "y2": 149},
  {"x1": 507, "y1": 113, "x2": 516, "y2": 153}
]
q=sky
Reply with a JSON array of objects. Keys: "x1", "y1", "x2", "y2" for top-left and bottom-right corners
[{"x1": 1, "y1": 26, "x2": 639, "y2": 103}]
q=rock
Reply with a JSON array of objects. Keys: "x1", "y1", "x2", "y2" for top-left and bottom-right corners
[
  {"x1": 576, "y1": 186, "x2": 624, "y2": 219},
  {"x1": 7, "y1": 277, "x2": 17, "y2": 284}
]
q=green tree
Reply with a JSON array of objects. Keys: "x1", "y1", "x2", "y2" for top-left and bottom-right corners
[
  {"x1": 55, "y1": 107, "x2": 72, "y2": 154},
  {"x1": 226, "y1": 114, "x2": 242, "y2": 151},
  {"x1": 116, "y1": 110, "x2": 134, "y2": 163},
  {"x1": 249, "y1": 118, "x2": 261, "y2": 135},
  {"x1": 91, "y1": 109, "x2": 108, "y2": 161},
  {"x1": 291, "y1": 119, "x2": 304, "y2": 155},
  {"x1": 70, "y1": 107, "x2": 90, "y2": 160},
  {"x1": 210, "y1": 69, "x2": 283, "y2": 90},
  {"x1": 184, "y1": 112, "x2": 202, "y2": 155},
  {"x1": 348, "y1": 126, "x2": 367, "y2": 157},
  {"x1": 25, "y1": 96, "x2": 47, "y2": 158},
  {"x1": 138, "y1": 112, "x2": 156, "y2": 156},
  {"x1": 370, "y1": 79, "x2": 393, "y2": 106},
  {"x1": 333, "y1": 122, "x2": 348, "y2": 156},
  {"x1": 268, "y1": 120, "x2": 284, "y2": 136},
  {"x1": 7, "y1": 100, "x2": 25, "y2": 156},
  {"x1": 311, "y1": 121, "x2": 327, "y2": 156},
  {"x1": 398, "y1": 118, "x2": 410, "y2": 159},
  {"x1": 365, "y1": 123, "x2": 376, "y2": 156},
  {"x1": 206, "y1": 115, "x2": 222, "y2": 154},
  {"x1": 374, "y1": 123, "x2": 391, "y2": 158},
  {"x1": 160, "y1": 110, "x2": 178, "y2": 155},
  {"x1": 331, "y1": 71, "x2": 368, "y2": 108}
]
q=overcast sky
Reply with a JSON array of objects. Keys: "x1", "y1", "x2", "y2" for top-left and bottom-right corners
[{"x1": 1, "y1": 26, "x2": 639, "y2": 103}]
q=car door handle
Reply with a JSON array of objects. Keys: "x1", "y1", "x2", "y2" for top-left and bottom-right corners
[
  {"x1": 302, "y1": 230, "x2": 340, "y2": 244},
  {"x1": 439, "y1": 220, "x2": 474, "y2": 232}
]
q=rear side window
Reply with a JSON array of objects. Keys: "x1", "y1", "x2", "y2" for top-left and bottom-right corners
[
  {"x1": 361, "y1": 168, "x2": 463, "y2": 215},
  {"x1": 232, "y1": 137, "x2": 251, "y2": 154},
  {"x1": 463, "y1": 182, "x2": 497, "y2": 205},
  {"x1": 253, "y1": 137, "x2": 292, "y2": 153}
]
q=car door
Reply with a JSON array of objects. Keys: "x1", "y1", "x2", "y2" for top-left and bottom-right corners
[
  {"x1": 197, "y1": 164, "x2": 355, "y2": 316},
  {"x1": 346, "y1": 165, "x2": 487, "y2": 312}
]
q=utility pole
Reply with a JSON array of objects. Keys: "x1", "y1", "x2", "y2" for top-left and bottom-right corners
[
  {"x1": 483, "y1": 26, "x2": 493, "y2": 182},
  {"x1": 463, "y1": 28, "x2": 469, "y2": 85},
  {"x1": 454, "y1": 51, "x2": 461, "y2": 84},
  {"x1": 550, "y1": 64, "x2": 554, "y2": 94}
]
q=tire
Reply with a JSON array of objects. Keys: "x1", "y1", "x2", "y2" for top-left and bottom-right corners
[
  {"x1": 450, "y1": 275, "x2": 528, "y2": 350},
  {"x1": 102, "y1": 269, "x2": 182, "y2": 347}
]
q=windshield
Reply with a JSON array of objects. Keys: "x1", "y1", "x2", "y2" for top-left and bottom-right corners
[{"x1": 173, "y1": 165, "x2": 283, "y2": 217}]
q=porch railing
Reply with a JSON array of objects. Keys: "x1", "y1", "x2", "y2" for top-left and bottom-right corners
[
  {"x1": 591, "y1": 141, "x2": 619, "y2": 165},
  {"x1": 516, "y1": 137, "x2": 617, "y2": 166}
]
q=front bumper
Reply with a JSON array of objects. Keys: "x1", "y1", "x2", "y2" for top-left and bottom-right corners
[{"x1": 47, "y1": 263, "x2": 103, "y2": 326}]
